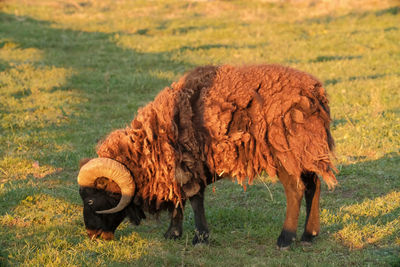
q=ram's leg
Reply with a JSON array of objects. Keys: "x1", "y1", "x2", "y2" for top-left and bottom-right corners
[
  {"x1": 164, "y1": 204, "x2": 184, "y2": 240},
  {"x1": 300, "y1": 171, "x2": 321, "y2": 245},
  {"x1": 190, "y1": 190, "x2": 209, "y2": 245},
  {"x1": 277, "y1": 167, "x2": 305, "y2": 250}
]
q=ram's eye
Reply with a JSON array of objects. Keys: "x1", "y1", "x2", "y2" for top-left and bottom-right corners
[{"x1": 87, "y1": 199, "x2": 94, "y2": 206}]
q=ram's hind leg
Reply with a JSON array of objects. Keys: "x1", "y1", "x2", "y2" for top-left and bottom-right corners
[
  {"x1": 164, "y1": 203, "x2": 184, "y2": 240},
  {"x1": 190, "y1": 189, "x2": 209, "y2": 245},
  {"x1": 277, "y1": 167, "x2": 305, "y2": 250},
  {"x1": 300, "y1": 171, "x2": 321, "y2": 245}
]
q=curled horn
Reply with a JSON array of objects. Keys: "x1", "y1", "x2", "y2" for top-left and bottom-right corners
[{"x1": 77, "y1": 158, "x2": 135, "y2": 214}]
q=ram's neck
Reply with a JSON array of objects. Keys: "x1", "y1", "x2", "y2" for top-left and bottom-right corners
[{"x1": 96, "y1": 92, "x2": 183, "y2": 209}]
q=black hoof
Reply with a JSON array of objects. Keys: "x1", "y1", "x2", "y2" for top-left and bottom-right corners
[
  {"x1": 164, "y1": 227, "x2": 182, "y2": 240},
  {"x1": 300, "y1": 231, "x2": 317, "y2": 245},
  {"x1": 277, "y1": 230, "x2": 296, "y2": 249},
  {"x1": 192, "y1": 231, "x2": 209, "y2": 245}
]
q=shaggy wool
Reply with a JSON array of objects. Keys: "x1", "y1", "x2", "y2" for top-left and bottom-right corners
[{"x1": 96, "y1": 65, "x2": 337, "y2": 209}]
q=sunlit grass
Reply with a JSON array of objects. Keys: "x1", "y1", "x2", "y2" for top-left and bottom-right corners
[
  {"x1": 0, "y1": 41, "x2": 84, "y2": 186},
  {"x1": 336, "y1": 218, "x2": 400, "y2": 249},
  {"x1": 0, "y1": 0, "x2": 399, "y2": 265},
  {"x1": 0, "y1": 194, "x2": 79, "y2": 227},
  {"x1": 0, "y1": 40, "x2": 43, "y2": 63},
  {"x1": 0, "y1": 64, "x2": 80, "y2": 129},
  {"x1": 344, "y1": 191, "x2": 400, "y2": 217},
  {"x1": 0, "y1": 157, "x2": 61, "y2": 181},
  {"x1": 321, "y1": 191, "x2": 400, "y2": 249},
  {"x1": 0, "y1": 194, "x2": 150, "y2": 265}
]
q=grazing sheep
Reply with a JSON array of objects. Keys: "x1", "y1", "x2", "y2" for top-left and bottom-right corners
[{"x1": 78, "y1": 64, "x2": 337, "y2": 249}]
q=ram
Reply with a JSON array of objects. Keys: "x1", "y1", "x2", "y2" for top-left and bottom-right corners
[{"x1": 77, "y1": 64, "x2": 337, "y2": 249}]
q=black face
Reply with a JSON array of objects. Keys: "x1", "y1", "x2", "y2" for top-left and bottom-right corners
[
  {"x1": 79, "y1": 187, "x2": 146, "y2": 240},
  {"x1": 79, "y1": 187, "x2": 125, "y2": 239}
]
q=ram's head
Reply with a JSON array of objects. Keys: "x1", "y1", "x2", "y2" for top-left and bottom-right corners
[{"x1": 77, "y1": 158, "x2": 144, "y2": 240}]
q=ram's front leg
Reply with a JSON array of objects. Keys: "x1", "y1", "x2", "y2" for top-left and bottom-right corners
[
  {"x1": 164, "y1": 204, "x2": 184, "y2": 240},
  {"x1": 190, "y1": 189, "x2": 209, "y2": 245}
]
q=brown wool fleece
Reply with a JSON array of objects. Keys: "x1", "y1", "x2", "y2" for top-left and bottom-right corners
[{"x1": 96, "y1": 65, "x2": 337, "y2": 209}]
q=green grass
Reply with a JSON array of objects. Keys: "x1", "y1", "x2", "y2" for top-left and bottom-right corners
[{"x1": 0, "y1": 0, "x2": 399, "y2": 266}]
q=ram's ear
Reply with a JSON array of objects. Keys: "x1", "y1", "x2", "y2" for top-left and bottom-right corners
[
  {"x1": 79, "y1": 158, "x2": 92, "y2": 169},
  {"x1": 94, "y1": 177, "x2": 121, "y2": 195}
]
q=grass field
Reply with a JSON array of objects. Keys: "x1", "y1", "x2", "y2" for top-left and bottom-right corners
[{"x1": 0, "y1": 0, "x2": 399, "y2": 266}]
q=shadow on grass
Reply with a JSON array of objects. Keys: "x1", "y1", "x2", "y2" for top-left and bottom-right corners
[
  {"x1": 304, "y1": 6, "x2": 400, "y2": 25},
  {"x1": 0, "y1": 11, "x2": 194, "y2": 182},
  {"x1": 309, "y1": 55, "x2": 362, "y2": 63},
  {"x1": 324, "y1": 73, "x2": 395, "y2": 86},
  {"x1": 0, "y1": 11, "x2": 194, "y2": 264},
  {"x1": 320, "y1": 154, "x2": 399, "y2": 255},
  {"x1": 0, "y1": 10, "x2": 399, "y2": 266},
  {"x1": 0, "y1": 9, "x2": 191, "y2": 256},
  {"x1": 177, "y1": 42, "x2": 262, "y2": 52}
]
